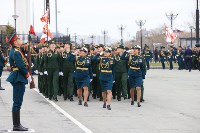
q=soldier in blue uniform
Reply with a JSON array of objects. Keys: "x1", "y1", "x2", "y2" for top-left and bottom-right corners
[
  {"x1": 159, "y1": 46, "x2": 166, "y2": 69},
  {"x1": 93, "y1": 47, "x2": 115, "y2": 110},
  {"x1": 184, "y1": 46, "x2": 193, "y2": 72},
  {"x1": 6, "y1": 33, "x2": 32, "y2": 131},
  {"x1": 176, "y1": 46, "x2": 184, "y2": 70},
  {"x1": 121, "y1": 45, "x2": 146, "y2": 107},
  {"x1": 167, "y1": 46, "x2": 174, "y2": 70},
  {"x1": 144, "y1": 46, "x2": 153, "y2": 70},
  {"x1": 0, "y1": 45, "x2": 7, "y2": 90},
  {"x1": 68, "y1": 47, "x2": 93, "y2": 107}
]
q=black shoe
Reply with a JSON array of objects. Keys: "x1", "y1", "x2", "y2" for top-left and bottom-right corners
[
  {"x1": 45, "y1": 95, "x2": 48, "y2": 98},
  {"x1": 107, "y1": 105, "x2": 111, "y2": 110},
  {"x1": 12, "y1": 111, "x2": 28, "y2": 131},
  {"x1": 53, "y1": 97, "x2": 58, "y2": 102},
  {"x1": 70, "y1": 97, "x2": 74, "y2": 101},
  {"x1": 87, "y1": 97, "x2": 90, "y2": 101},
  {"x1": 140, "y1": 99, "x2": 145, "y2": 102},
  {"x1": 78, "y1": 100, "x2": 82, "y2": 105},
  {"x1": 64, "y1": 96, "x2": 67, "y2": 101},
  {"x1": 99, "y1": 98, "x2": 103, "y2": 101},
  {"x1": 84, "y1": 102, "x2": 88, "y2": 107},
  {"x1": 113, "y1": 96, "x2": 116, "y2": 99},
  {"x1": 103, "y1": 103, "x2": 106, "y2": 108},
  {"x1": 0, "y1": 87, "x2": 5, "y2": 90},
  {"x1": 117, "y1": 97, "x2": 121, "y2": 101},
  {"x1": 124, "y1": 96, "x2": 127, "y2": 100},
  {"x1": 49, "y1": 96, "x2": 52, "y2": 100},
  {"x1": 131, "y1": 101, "x2": 134, "y2": 105},
  {"x1": 137, "y1": 102, "x2": 141, "y2": 107}
]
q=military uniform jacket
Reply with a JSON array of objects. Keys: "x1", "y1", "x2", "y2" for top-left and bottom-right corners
[
  {"x1": 68, "y1": 54, "x2": 93, "y2": 79},
  {"x1": 60, "y1": 51, "x2": 75, "y2": 71},
  {"x1": 144, "y1": 50, "x2": 153, "y2": 60},
  {"x1": 93, "y1": 54, "x2": 115, "y2": 81},
  {"x1": 114, "y1": 54, "x2": 128, "y2": 73},
  {"x1": 176, "y1": 50, "x2": 184, "y2": 62},
  {"x1": 0, "y1": 50, "x2": 6, "y2": 67},
  {"x1": 6, "y1": 46, "x2": 29, "y2": 84},
  {"x1": 121, "y1": 51, "x2": 146, "y2": 79},
  {"x1": 45, "y1": 50, "x2": 60, "y2": 70}
]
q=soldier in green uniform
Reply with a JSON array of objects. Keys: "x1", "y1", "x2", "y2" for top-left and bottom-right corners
[
  {"x1": 114, "y1": 45, "x2": 128, "y2": 101},
  {"x1": 45, "y1": 43, "x2": 60, "y2": 101},
  {"x1": 61, "y1": 43, "x2": 75, "y2": 101}
]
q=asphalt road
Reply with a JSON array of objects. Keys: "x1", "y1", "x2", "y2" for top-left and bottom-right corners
[{"x1": 0, "y1": 69, "x2": 200, "y2": 133}]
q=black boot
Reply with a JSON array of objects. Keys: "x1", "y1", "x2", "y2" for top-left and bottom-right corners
[
  {"x1": 78, "y1": 100, "x2": 82, "y2": 105},
  {"x1": 107, "y1": 105, "x2": 111, "y2": 110},
  {"x1": 84, "y1": 102, "x2": 88, "y2": 107},
  {"x1": 103, "y1": 103, "x2": 106, "y2": 108},
  {"x1": 131, "y1": 101, "x2": 134, "y2": 105},
  {"x1": 137, "y1": 102, "x2": 141, "y2": 107},
  {"x1": 12, "y1": 111, "x2": 28, "y2": 131}
]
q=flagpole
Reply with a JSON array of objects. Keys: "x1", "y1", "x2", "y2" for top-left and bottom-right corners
[{"x1": 32, "y1": 0, "x2": 35, "y2": 28}]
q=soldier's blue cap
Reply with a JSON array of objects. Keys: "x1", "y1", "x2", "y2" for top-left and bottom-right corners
[
  {"x1": 8, "y1": 32, "x2": 19, "y2": 44},
  {"x1": 104, "y1": 47, "x2": 112, "y2": 53}
]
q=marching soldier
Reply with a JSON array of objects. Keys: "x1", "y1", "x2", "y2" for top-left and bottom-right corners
[
  {"x1": 144, "y1": 46, "x2": 153, "y2": 70},
  {"x1": 93, "y1": 47, "x2": 115, "y2": 110},
  {"x1": 6, "y1": 33, "x2": 32, "y2": 131},
  {"x1": 45, "y1": 43, "x2": 60, "y2": 101},
  {"x1": 167, "y1": 46, "x2": 174, "y2": 70},
  {"x1": 184, "y1": 46, "x2": 193, "y2": 72},
  {"x1": 121, "y1": 45, "x2": 146, "y2": 107},
  {"x1": 114, "y1": 45, "x2": 128, "y2": 101},
  {"x1": 176, "y1": 46, "x2": 184, "y2": 70},
  {"x1": 68, "y1": 47, "x2": 93, "y2": 107},
  {"x1": 61, "y1": 43, "x2": 75, "y2": 101},
  {"x1": 160, "y1": 46, "x2": 166, "y2": 69}
]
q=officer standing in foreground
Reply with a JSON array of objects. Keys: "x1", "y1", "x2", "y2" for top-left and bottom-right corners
[{"x1": 6, "y1": 33, "x2": 32, "y2": 131}]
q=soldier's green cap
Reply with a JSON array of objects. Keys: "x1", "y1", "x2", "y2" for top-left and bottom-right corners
[{"x1": 98, "y1": 44, "x2": 104, "y2": 48}]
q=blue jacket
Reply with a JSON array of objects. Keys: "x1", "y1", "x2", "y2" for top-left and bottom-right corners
[
  {"x1": 68, "y1": 54, "x2": 93, "y2": 79},
  {"x1": 0, "y1": 50, "x2": 6, "y2": 67},
  {"x1": 93, "y1": 54, "x2": 115, "y2": 81},
  {"x1": 121, "y1": 51, "x2": 146, "y2": 79},
  {"x1": 184, "y1": 48, "x2": 193, "y2": 59},
  {"x1": 6, "y1": 46, "x2": 29, "y2": 84}
]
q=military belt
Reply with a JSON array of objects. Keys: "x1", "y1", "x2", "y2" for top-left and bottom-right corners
[
  {"x1": 12, "y1": 67, "x2": 19, "y2": 71},
  {"x1": 130, "y1": 66, "x2": 140, "y2": 70},
  {"x1": 101, "y1": 70, "x2": 112, "y2": 73},
  {"x1": 76, "y1": 67, "x2": 88, "y2": 70}
]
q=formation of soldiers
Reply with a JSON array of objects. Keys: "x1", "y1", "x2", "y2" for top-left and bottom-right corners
[{"x1": 1, "y1": 41, "x2": 200, "y2": 110}]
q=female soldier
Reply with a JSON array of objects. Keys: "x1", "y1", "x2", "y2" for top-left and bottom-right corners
[
  {"x1": 68, "y1": 47, "x2": 92, "y2": 107},
  {"x1": 93, "y1": 47, "x2": 115, "y2": 110},
  {"x1": 121, "y1": 45, "x2": 146, "y2": 107},
  {"x1": 45, "y1": 43, "x2": 60, "y2": 101}
]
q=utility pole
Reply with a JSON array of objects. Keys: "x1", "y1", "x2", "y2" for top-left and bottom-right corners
[
  {"x1": 101, "y1": 30, "x2": 108, "y2": 45},
  {"x1": 117, "y1": 25, "x2": 126, "y2": 45},
  {"x1": 136, "y1": 20, "x2": 146, "y2": 51},
  {"x1": 89, "y1": 34, "x2": 95, "y2": 45},
  {"x1": 166, "y1": 12, "x2": 178, "y2": 30},
  {"x1": 196, "y1": 0, "x2": 200, "y2": 47}
]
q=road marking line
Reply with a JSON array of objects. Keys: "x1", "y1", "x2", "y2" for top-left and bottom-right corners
[{"x1": 34, "y1": 88, "x2": 93, "y2": 133}]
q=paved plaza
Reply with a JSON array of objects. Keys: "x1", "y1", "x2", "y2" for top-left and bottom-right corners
[{"x1": 0, "y1": 70, "x2": 200, "y2": 133}]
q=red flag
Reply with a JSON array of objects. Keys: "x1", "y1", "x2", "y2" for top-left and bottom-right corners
[
  {"x1": 5, "y1": 36, "x2": 8, "y2": 42},
  {"x1": 40, "y1": 9, "x2": 49, "y2": 24},
  {"x1": 30, "y1": 25, "x2": 36, "y2": 36}
]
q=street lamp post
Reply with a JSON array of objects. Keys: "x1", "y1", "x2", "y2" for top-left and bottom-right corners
[
  {"x1": 117, "y1": 25, "x2": 126, "y2": 45},
  {"x1": 190, "y1": 26, "x2": 193, "y2": 48},
  {"x1": 196, "y1": 0, "x2": 200, "y2": 47},
  {"x1": 101, "y1": 30, "x2": 108, "y2": 45},
  {"x1": 136, "y1": 20, "x2": 146, "y2": 51},
  {"x1": 12, "y1": 15, "x2": 19, "y2": 32}
]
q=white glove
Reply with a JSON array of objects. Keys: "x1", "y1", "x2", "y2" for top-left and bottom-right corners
[
  {"x1": 27, "y1": 76, "x2": 32, "y2": 84},
  {"x1": 34, "y1": 70, "x2": 38, "y2": 74},
  {"x1": 100, "y1": 51, "x2": 104, "y2": 56},
  {"x1": 44, "y1": 71, "x2": 48, "y2": 75},
  {"x1": 113, "y1": 81, "x2": 115, "y2": 83},
  {"x1": 59, "y1": 72, "x2": 64, "y2": 76},
  {"x1": 145, "y1": 75, "x2": 147, "y2": 78},
  {"x1": 126, "y1": 50, "x2": 132, "y2": 53},
  {"x1": 40, "y1": 72, "x2": 43, "y2": 75},
  {"x1": 6, "y1": 63, "x2": 10, "y2": 67},
  {"x1": 93, "y1": 74, "x2": 96, "y2": 77},
  {"x1": 31, "y1": 63, "x2": 34, "y2": 68},
  {"x1": 90, "y1": 79, "x2": 93, "y2": 82}
]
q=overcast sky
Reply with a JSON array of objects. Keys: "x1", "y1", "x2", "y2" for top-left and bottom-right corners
[{"x1": 0, "y1": 0, "x2": 196, "y2": 40}]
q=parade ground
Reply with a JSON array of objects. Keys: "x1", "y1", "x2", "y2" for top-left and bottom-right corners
[{"x1": 0, "y1": 70, "x2": 200, "y2": 133}]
